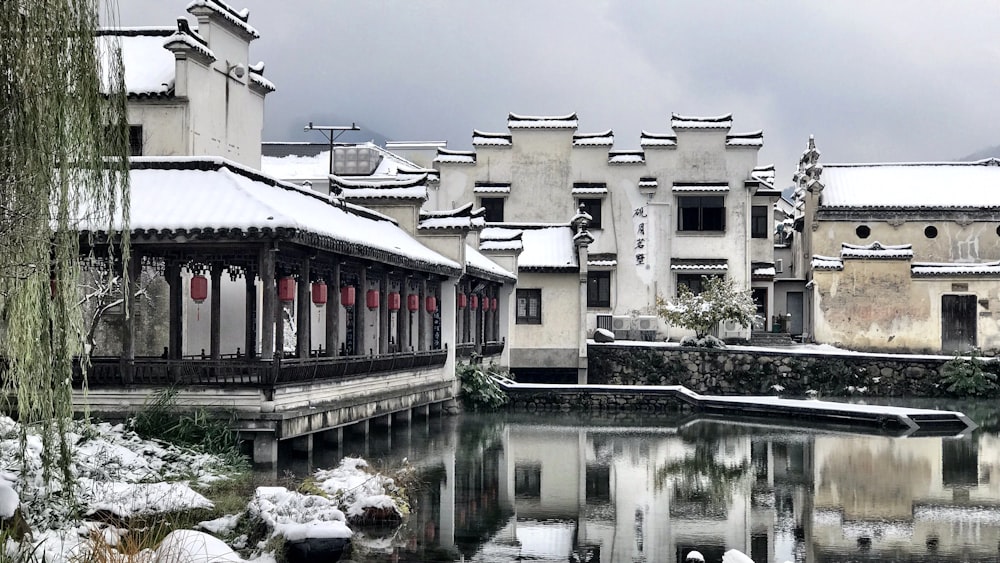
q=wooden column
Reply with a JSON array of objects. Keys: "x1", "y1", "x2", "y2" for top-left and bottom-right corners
[
  {"x1": 166, "y1": 263, "x2": 182, "y2": 359},
  {"x1": 244, "y1": 269, "x2": 257, "y2": 359},
  {"x1": 356, "y1": 266, "x2": 367, "y2": 355},
  {"x1": 399, "y1": 276, "x2": 410, "y2": 352},
  {"x1": 418, "y1": 278, "x2": 428, "y2": 351},
  {"x1": 379, "y1": 271, "x2": 389, "y2": 354},
  {"x1": 274, "y1": 276, "x2": 285, "y2": 358},
  {"x1": 297, "y1": 260, "x2": 311, "y2": 358},
  {"x1": 210, "y1": 264, "x2": 223, "y2": 359},
  {"x1": 122, "y1": 251, "x2": 141, "y2": 382},
  {"x1": 325, "y1": 261, "x2": 340, "y2": 356},
  {"x1": 259, "y1": 247, "x2": 276, "y2": 360}
]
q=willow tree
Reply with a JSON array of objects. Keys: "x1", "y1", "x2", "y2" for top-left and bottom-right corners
[{"x1": 0, "y1": 0, "x2": 129, "y2": 484}]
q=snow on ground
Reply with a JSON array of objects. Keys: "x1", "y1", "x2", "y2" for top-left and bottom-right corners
[
  {"x1": 590, "y1": 338, "x2": 963, "y2": 361},
  {"x1": 0, "y1": 416, "x2": 406, "y2": 563}
]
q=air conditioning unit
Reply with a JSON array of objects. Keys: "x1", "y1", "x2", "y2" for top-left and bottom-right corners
[
  {"x1": 612, "y1": 315, "x2": 631, "y2": 339},
  {"x1": 636, "y1": 315, "x2": 658, "y2": 341},
  {"x1": 775, "y1": 258, "x2": 784, "y2": 273}
]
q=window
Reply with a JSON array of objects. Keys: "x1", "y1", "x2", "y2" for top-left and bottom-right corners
[
  {"x1": 578, "y1": 198, "x2": 603, "y2": 229},
  {"x1": 678, "y1": 196, "x2": 725, "y2": 232},
  {"x1": 587, "y1": 271, "x2": 611, "y2": 308},
  {"x1": 751, "y1": 205, "x2": 769, "y2": 238},
  {"x1": 676, "y1": 273, "x2": 720, "y2": 295},
  {"x1": 128, "y1": 125, "x2": 143, "y2": 156},
  {"x1": 516, "y1": 288, "x2": 541, "y2": 324},
  {"x1": 480, "y1": 197, "x2": 504, "y2": 222},
  {"x1": 856, "y1": 225, "x2": 871, "y2": 239},
  {"x1": 925, "y1": 225, "x2": 938, "y2": 239}
]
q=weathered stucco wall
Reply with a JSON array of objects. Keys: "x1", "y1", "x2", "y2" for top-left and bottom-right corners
[{"x1": 587, "y1": 343, "x2": 997, "y2": 397}]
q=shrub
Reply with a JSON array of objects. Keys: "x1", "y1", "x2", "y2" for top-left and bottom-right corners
[
  {"x1": 940, "y1": 354, "x2": 998, "y2": 397},
  {"x1": 456, "y1": 362, "x2": 511, "y2": 411},
  {"x1": 657, "y1": 276, "x2": 757, "y2": 341}
]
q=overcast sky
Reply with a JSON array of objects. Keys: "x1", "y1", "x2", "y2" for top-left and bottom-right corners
[{"x1": 107, "y1": 1, "x2": 1000, "y2": 185}]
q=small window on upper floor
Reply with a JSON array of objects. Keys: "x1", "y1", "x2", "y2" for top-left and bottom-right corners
[
  {"x1": 751, "y1": 205, "x2": 769, "y2": 238},
  {"x1": 587, "y1": 271, "x2": 611, "y2": 308},
  {"x1": 678, "y1": 196, "x2": 726, "y2": 232},
  {"x1": 856, "y1": 225, "x2": 871, "y2": 239},
  {"x1": 578, "y1": 198, "x2": 603, "y2": 229},
  {"x1": 516, "y1": 288, "x2": 541, "y2": 324},
  {"x1": 128, "y1": 125, "x2": 143, "y2": 156},
  {"x1": 480, "y1": 197, "x2": 504, "y2": 222}
]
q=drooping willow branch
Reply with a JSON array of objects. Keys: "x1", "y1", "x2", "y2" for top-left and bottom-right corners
[{"x1": 0, "y1": 0, "x2": 130, "y2": 486}]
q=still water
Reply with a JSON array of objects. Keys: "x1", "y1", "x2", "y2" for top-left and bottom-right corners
[{"x1": 283, "y1": 402, "x2": 1000, "y2": 563}]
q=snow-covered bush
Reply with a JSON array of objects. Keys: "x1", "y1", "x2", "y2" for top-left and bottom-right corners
[{"x1": 657, "y1": 276, "x2": 757, "y2": 342}]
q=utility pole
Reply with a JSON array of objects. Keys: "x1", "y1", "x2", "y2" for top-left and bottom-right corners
[{"x1": 303, "y1": 122, "x2": 361, "y2": 174}]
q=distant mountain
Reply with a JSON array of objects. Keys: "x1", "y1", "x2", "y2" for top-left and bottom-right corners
[{"x1": 960, "y1": 144, "x2": 1000, "y2": 161}]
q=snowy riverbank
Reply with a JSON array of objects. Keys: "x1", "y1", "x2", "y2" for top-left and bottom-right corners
[{"x1": 0, "y1": 416, "x2": 407, "y2": 562}]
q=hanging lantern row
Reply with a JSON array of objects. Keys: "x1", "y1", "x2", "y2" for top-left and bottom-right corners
[
  {"x1": 311, "y1": 282, "x2": 327, "y2": 305},
  {"x1": 278, "y1": 277, "x2": 296, "y2": 303},
  {"x1": 407, "y1": 294, "x2": 420, "y2": 312},
  {"x1": 388, "y1": 291, "x2": 401, "y2": 311},
  {"x1": 366, "y1": 289, "x2": 379, "y2": 310},
  {"x1": 341, "y1": 286, "x2": 355, "y2": 307},
  {"x1": 426, "y1": 296, "x2": 437, "y2": 313},
  {"x1": 190, "y1": 275, "x2": 208, "y2": 303},
  {"x1": 470, "y1": 294, "x2": 479, "y2": 310},
  {"x1": 457, "y1": 293, "x2": 467, "y2": 309},
  {"x1": 491, "y1": 297, "x2": 498, "y2": 311}
]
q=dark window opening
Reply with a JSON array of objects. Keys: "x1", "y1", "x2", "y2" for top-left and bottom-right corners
[
  {"x1": 925, "y1": 225, "x2": 938, "y2": 239},
  {"x1": 676, "y1": 273, "x2": 720, "y2": 295},
  {"x1": 128, "y1": 125, "x2": 143, "y2": 156},
  {"x1": 751, "y1": 205, "x2": 769, "y2": 238},
  {"x1": 587, "y1": 271, "x2": 611, "y2": 308},
  {"x1": 856, "y1": 225, "x2": 871, "y2": 239},
  {"x1": 578, "y1": 197, "x2": 603, "y2": 229},
  {"x1": 514, "y1": 464, "x2": 541, "y2": 498},
  {"x1": 516, "y1": 288, "x2": 541, "y2": 324},
  {"x1": 678, "y1": 196, "x2": 725, "y2": 232},
  {"x1": 480, "y1": 197, "x2": 504, "y2": 222}
]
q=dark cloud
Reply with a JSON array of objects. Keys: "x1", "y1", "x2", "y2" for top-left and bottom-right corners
[{"x1": 107, "y1": 1, "x2": 1000, "y2": 184}]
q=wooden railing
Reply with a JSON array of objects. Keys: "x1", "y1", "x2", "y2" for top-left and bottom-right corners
[
  {"x1": 77, "y1": 347, "x2": 448, "y2": 389},
  {"x1": 481, "y1": 339, "x2": 505, "y2": 357}
]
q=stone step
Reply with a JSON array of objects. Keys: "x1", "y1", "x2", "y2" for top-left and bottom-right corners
[{"x1": 748, "y1": 331, "x2": 797, "y2": 347}]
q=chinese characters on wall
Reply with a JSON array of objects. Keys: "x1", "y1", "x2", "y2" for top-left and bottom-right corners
[{"x1": 633, "y1": 206, "x2": 647, "y2": 266}]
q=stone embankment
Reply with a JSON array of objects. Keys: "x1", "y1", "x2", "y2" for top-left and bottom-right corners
[{"x1": 586, "y1": 344, "x2": 969, "y2": 397}]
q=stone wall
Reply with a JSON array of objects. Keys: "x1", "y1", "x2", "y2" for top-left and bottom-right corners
[
  {"x1": 505, "y1": 387, "x2": 696, "y2": 414},
  {"x1": 587, "y1": 343, "x2": 995, "y2": 397}
]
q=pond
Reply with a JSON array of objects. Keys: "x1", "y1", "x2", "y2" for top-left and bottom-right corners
[{"x1": 281, "y1": 401, "x2": 1000, "y2": 563}]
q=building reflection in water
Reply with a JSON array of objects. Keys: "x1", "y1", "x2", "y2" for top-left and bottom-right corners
[{"x1": 316, "y1": 412, "x2": 997, "y2": 563}]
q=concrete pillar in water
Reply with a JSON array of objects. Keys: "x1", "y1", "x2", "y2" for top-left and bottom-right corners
[
  {"x1": 291, "y1": 433, "x2": 313, "y2": 456},
  {"x1": 254, "y1": 432, "x2": 278, "y2": 466}
]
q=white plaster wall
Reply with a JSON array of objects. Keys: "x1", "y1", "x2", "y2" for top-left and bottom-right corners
[
  {"x1": 814, "y1": 219, "x2": 1000, "y2": 263},
  {"x1": 513, "y1": 272, "x2": 580, "y2": 350},
  {"x1": 127, "y1": 103, "x2": 188, "y2": 156}
]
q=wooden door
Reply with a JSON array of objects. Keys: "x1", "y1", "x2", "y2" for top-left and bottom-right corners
[{"x1": 942, "y1": 294, "x2": 977, "y2": 352}]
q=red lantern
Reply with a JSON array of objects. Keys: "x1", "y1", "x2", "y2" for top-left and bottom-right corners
[
  {"x1": 278, "y1": 277, "x2": 296, "y2": 303},
  {"x1": 366, "y1": 289, "x2": 379, "y2": 309},
  {"x1": 340, "y1": 286, "x2": 356, "y2": 307},
  {"x1": 191, "y1": 275, "x2": 208, "y2": 303},
  {"x1": 491, "y1": 297, "x2": 498, "y2": 311},
  {"x1": 425, "y1": 296, "x2": 437, "y2": 313},
  {"x1": 407, "y1": 294, "x2": 419, "y2": 312},
  {"x1": 388, "y1": 292, "x2": 401, "y2": 311},
  {"x1": 470, "y1": 294, "x2": 479, "y2": 310},
  {"x1": 311, "y1": 282, "x2": 328, "y2": 305},
  {"x1": 457, "y1": 293, "x2": 467, "y2": 309}
]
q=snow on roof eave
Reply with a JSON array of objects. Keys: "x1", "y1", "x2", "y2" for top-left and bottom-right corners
[
  {"x1": 248, "y1": 70, "x2": 275, "y2": 92},
  {"x1": 640, "y1": 130, "x2": 678, "y2": 148},
  {"x1": 420, "y1": 202, "x2": 480, "y2": 219},
  {"x1": 573, "y1": 130, "x2": 614, "y2": 147},
  {"x1": 465, "y1": 244, "x2": 517, "y2": 282},
  {"x1": 434, "y1": 148, "x2": 476, "y2": 165},
  {"x1": 472, "y1": 130, "x2": 512, "y2": 146},
  {"x1": 508, "y1": 112, "x2": 579, "y2": 129},
  {"x1": 186, "y1": 0, "x2": 260, "y2": 39},
  {"x1": 608, "y1": 151, "x2": 645, "y2": 165},
  {"x1": 911, "y1": 261, "x2": 1000, "y2": 277},
  {"x1": 671, "y1": 113, "x2": 734, "y2": 129},
  {"x1": 726, "y1": 130, "x2": 764, "y2": 147}
]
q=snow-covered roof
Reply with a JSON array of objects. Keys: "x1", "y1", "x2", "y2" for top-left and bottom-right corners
[
  {"x1": 186, "y1": 0, "x2": 260, "y2": 39},
  {"x1": 571, "y1": 184, "x2": 608, "y2": 196},
  {"x1": 472, "y1": 130, "x2": 512, "y2": 147},
  {"x1": 573, "y1": 130, "x2": 614, "y2": 147},
  {"x1": 97, "y1": 28, "x2": 178, "y2": 97},
  {"x1": 911, "y1": 261, "x2": 1000, "y2": 277},
  {"x1": 841, "y1": 241, "x2": 913, "y2": 260},
  {"x1": 480, "y1": 227, "x2": 524, "y2": 253},
  {"x1": 726, "y1": 131, "x2": 764, "y2": 147},
  {"x1": 247, "y1": 63, "x2": 275, "y2": 92},
  {"x1": 812, "y1": 256, "x2": 844, "y2": 271},
  {"x1": 434, "y1": 148, "x2": 476, "y2": 165},
  {"x1": 672, "y1": 183, "x2": 730, "y2": 193},
  {"x1": 96, "y1": 157, "x2": 461, "y2": 275},
  {"x1": 752, "y1": 165, "x2": 776, "y2": 185},
  {"x1": 608, "y1": 150, "x2": 645, "y2": 165},
  {"x1": 508, "y1": 112, "x2": 579, "y2": 129},
  {"x1": 518, "y1": 227, "x2": 578, "y2": 271},
  {"x1": 670, "y1": 259, "x2": 728, "y2": 271},
  {"x1": 820, "y1": 160, "x2": 1000, "y2": 208},
  {"x1": 473, "y1": 182, "x2": 511, "y2": 195},
  {"x1": 752, "y1": 262, "x2": 776, "y2": 279},
  {"x1": 588, "y1": 259, "x2": 617, "y2": 268},
  {"x1": 262, "y1": 142, "x2": 431, "y2": 182},
  {"x1": 638, "y1": 177, "x2": 658, "y2": 190},
  {"x1": 331, "y1": 173, "x2": 429, "y2": 201},
  {"x1": 418, "y1": 203, "x2": 486, "y2": 231},
  {"x1": 640, "y1": 131, "x2": 678, "y2": 148},
  {"x1": 465, "y1": 245, "x2": 516, "y2": 282},
  {"x1": 671, "y1": 113, "x2": 733, "y2": 130}
]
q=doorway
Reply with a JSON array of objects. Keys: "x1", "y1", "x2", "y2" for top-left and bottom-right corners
[
  {"x1": 942, "y1": 294, "x2": 977, "y2": 352},
  {"x1": 786, "y1": 292, "x2": 804, "y2": 335}
]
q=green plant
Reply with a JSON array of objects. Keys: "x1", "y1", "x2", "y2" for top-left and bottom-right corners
[
  {"x1": 940, "y1": 354, "x2": 998, "y2": 397},
  {"x1": 130, "y1": 388, "x2": 246, "y2": 463},
  {"x1": 657, "y1": 276, "x2": 757, "y2": 340},
  {"x1": 456, "y1": 362, "x2": 510, "y2": 411}
]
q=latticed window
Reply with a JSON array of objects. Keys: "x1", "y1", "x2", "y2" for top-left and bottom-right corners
[
  {"x1": 678, "y1": 196, "x2": 725, "y2": 231},
  {"x1": 516, "y1": 289, "x2": 541, "y2": 324},
  {"x1": 587, "y1": 271, "x2": 611, "y2": 307}
]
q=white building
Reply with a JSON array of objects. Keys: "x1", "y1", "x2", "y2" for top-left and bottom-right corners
[
  {"x1": 98, "y1": 0, "x2": 274, "y2": 168},
  {"x1": 431, "y1": 113, "x2": 781, "y2": 379}
]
